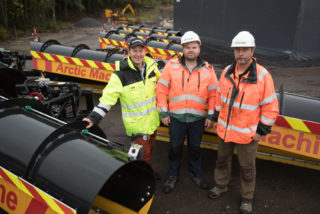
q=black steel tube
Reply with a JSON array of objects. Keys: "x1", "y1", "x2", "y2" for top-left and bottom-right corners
[{"x1": 0, "y1": 101, "x2": 155, "y2": 213}]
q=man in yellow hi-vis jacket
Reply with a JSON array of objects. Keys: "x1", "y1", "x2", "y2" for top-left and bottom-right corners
[{"x1": 83, "y1": 38, "x2": 161, "y2": 178}]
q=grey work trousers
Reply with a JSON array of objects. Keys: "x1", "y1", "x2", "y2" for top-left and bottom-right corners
[{"x1": 214, "y1": 137, "x2": 259, "y2": 201}]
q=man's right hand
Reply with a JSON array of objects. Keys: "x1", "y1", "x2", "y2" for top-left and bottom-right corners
[
  {"x1": 161, "y1": 116, "x2": 170, "y2": 126},
  {"x1": 82, "y1": 118, "x2": 94, "y2": 129}
]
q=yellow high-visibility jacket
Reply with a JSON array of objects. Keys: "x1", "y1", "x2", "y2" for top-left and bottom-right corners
[{"x1": 89, "y1": 56, "x2": 161, "y2": 136}]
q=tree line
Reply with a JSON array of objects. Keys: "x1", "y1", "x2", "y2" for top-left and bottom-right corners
[{"x1": 0, "y1": 0, "x2": 172, "y2": 39}]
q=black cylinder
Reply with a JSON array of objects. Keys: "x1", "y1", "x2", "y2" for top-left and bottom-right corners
[{"x1": 0, "y1": 101, "x2": 155, "y2": 213}]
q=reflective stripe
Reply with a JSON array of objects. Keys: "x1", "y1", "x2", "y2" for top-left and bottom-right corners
[
  {"x1": 221, "y1": 95, "x2": 259, "y2": 111},
  {"x1": 203, "y1": 67, "x2": 208, "y2": 71},
  {"x1": 218, "y1": 118, "x2": 251, "y2": 134},
  {"x1": 115, "y1": 61, "x2": 120, "y2": 71},
  {"x1": 260, "y1": 93, "x2": 277, "y2": 105},
  {"x1": 208, "y1": 83, "x2": 217, "y2": 90},
  {"x1": 158, "y1": 78, "x2": 170, "y2": 87},
  {"x1": 258, "y1": 69, "x2": 268, "y2": 81},
  {"x1": 234, "y1": 103, "x2": 259, "y2": 111},
  {"x1": 208, "y1": 110, "x2": 215, "y2": 115},
  {"x1": 251, "y1": 125, "x2": 257, "y2": 132},
  {"x1": 121, "y1": 96, "x2": 156, "y2": 110},
  {"x1": 217, "y1": 86, "x2": 221, "y2": 93},
  {"x1": 215, "y1": 105, "x2": 221, "y2": 111},
  {"x1": 158, "y1": 107, "x2": 168, "y2": 112},
  {"x1": 98, "y1": 102, "x2": 111, "y2": 111},
  {"x1": 93, "y1": 107, "x2": 106, "y2": 117},
  {"x1": 261, "y1": 115, "x2": 275, "y2": 125},
  {"x1": 173, "y1": 63, "x2": 179, "y2": 68},
  {"x1": 169, "y1": 94, "x2": 206, "y2": 104},
  {"x1": 170, "y1": 108, "x2": 206, "y2": 116},
  {"x1": 122, "y1": 107, "x2": 157, "y2": 118},
  {"x1": 221, "y1": 95, "x2": 231, "y2": 105}
]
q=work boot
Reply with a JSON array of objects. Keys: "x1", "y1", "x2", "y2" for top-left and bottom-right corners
[
  {"x1": 240, "y1": 201, "x2": 253, "y2": 214},
  {"x1": 163, "y1": 175, "x2": 177, "y2": 194},
  {"x1": 190, "y1": 174, "x2": 209, "y2": 189},
  {"x1": 207, "y1": 186, "x2": 228, "y2": 199},
  {"x1": 154, "y1": 171, "x2": 162, "y2": 180}
]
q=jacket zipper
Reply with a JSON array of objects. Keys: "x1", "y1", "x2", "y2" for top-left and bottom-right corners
[
  {"x1": 239, "y1": 92, "x2": 245, "y2": 112},
  {"x1": 198, "y1": 72, "x2": 200, "y2": 91},
  {"x1": 182, "y1": 70, "x2": 184, "y2": 91},
  {"x1": 223, "y1": 87, "x2": 231, "y2": 141}
]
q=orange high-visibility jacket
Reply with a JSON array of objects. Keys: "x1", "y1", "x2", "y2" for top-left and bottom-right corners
[
  {"x1": 156, "y1": 57, "x2": 218, "y2": 123},
  {"x1": 215, "y1": 58, "x2": 279, "y2": 144}
]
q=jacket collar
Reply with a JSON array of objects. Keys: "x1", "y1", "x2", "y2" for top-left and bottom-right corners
[
  {"x1": 179, "y1": 55, "x2": 206, "y2": 71},
  {"x1": 225, "y1": 58, "x2": 257, "y2": 84}
]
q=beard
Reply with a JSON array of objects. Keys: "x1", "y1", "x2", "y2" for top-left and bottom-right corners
[
  {"x1": 184, "y1": 52, "x2": 198, "y2": 61},
  {"x1": 236, "y1": 57, "x2": 251, "y2": 65}
]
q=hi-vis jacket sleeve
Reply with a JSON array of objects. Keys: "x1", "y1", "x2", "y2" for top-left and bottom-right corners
[
  {"x1": 155, "y1": 65, "x2": 161, "y2": 80},
  {"x1": 156, "y1": 63, "x2": 171, "y2": 118},
  {"x1": 87, "y1": 73, "x2": 123, "y2": 125},
  {"x1": 207, "y1": 68, "x2": 218, "y2": 120},
  {"x1": 257, "y1": 72, "x2": 279, "y2": 135}
]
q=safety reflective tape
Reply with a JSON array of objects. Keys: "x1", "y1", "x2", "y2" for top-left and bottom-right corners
[
  {"x1": 251, "y1": 125, "x2": 258, "y2": 131},
  {"x1": 42, "y1": 52, "x2": 54, "y2": 61},
  {"x1": 169, "y1": 94, "x2": 206, "y2": 104},
  {"x1": 158, "y1": 107, "x2": 168, "y2": 112},
  {"x1": 218, "y1": 118, "x2": 251, "y2": 134},
  {"x1": 30, "y1": 51, "x2": 116, "y2": 71},
  {"x1": 208, "y1": 110, "x2": 215, "y2": 115},
  {"x1": 208, "y1": 83, "x2": 217, "y2": 90},
  {"x1": 156, "y1": 32, "x2": 167, "y2": 36},
  {"x1": 235, "y1": 103, "x2": 259, "y2": 111},
  {"x1": 0, "y1": 166, "x2": 76, "y2": 214},
  {"x1": 258, "y1": 69, "x2": 268, "y2": 81},
  {"x1": 261, "y1": 115, "x2": 275, "y2": 125},
  {"x1": 215, "y1": 105, "x2": 221, "y2": 110},
  {"x1": 158, "y1": 78, "x2": 170, "y2": 87},
  {"x1": 93, "y1": 106, "x2": 107, "y2": 117},
  {"x1": 221, "y1": 95, "x2": 259, "y2": 111},
  {"x1": 98, "y1": 102, "x2": 111, "y2": 111},
  {"x1": 122, "y1": 106, "x2": 157, "y2": 117},
  {"x1": 275, "y1": 115, "x2": 320, "y2": 135},
  {"x1": 30, "y1": 51, "x2": 41, "y2": 59},
  {"x1": 121, "y1": 96, "x2": 156, "y2": 110},
  {"x1": 260, "y1": 93, "x2": 277, "y2": 105},
  {"x1": 99, "y1": 38, "x2": 182, "y2": 57},
  {"x1": 169, "y1": 108, "x2": 206, "y2": 116},
  {"x1": 71, "y1": 58, "x2": 83, "y2": 66}
]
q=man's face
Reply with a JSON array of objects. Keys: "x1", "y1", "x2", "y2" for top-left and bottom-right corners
[
  {"x1": 234, "y1": 47, "x2": 254, "y2": 65},
  {"x1": 128, "y1": 45, "x2": 146, "y2": 65},
  {"x1": 182, "y1": 41, "x2": 200, "y2": 61}
]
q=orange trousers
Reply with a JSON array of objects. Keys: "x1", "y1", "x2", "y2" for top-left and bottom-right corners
[{"x1": 133, "y1": 131, "x2": 156, "y2": 165}]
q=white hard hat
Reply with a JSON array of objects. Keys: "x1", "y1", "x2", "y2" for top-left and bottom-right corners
[
  {"x1": 231, "y1": 31, "x2": 255, "y2": 47},
  {"x1": 181, "y1": 31, "x2": 201, "y2": 45}
]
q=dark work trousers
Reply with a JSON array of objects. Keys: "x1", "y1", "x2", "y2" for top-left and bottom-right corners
[
  {"x1": 167, "y1": 117, "x2": 205, "y2": 177},
  {"x1": 134, "y1": 131, "x2": 156, "y2": 165},
  {"x1": 214, "y1": 137, "x2": 259, "y2": 201}
]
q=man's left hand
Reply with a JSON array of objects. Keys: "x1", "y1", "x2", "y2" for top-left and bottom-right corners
[
  {"x1": 205, "y1": 119, "x2": 212, "y2": 129},
  {"x1": 255, "y1": 133, "x2": 262, "y2": 141}
]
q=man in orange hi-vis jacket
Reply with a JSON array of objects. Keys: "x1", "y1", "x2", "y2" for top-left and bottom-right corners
[
  {"x1": 156, "y1": 31, "x2": 218, "y2": 194},
  {"x1": 207, "y1": 31, "x2": 279, "y2": 214}
]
